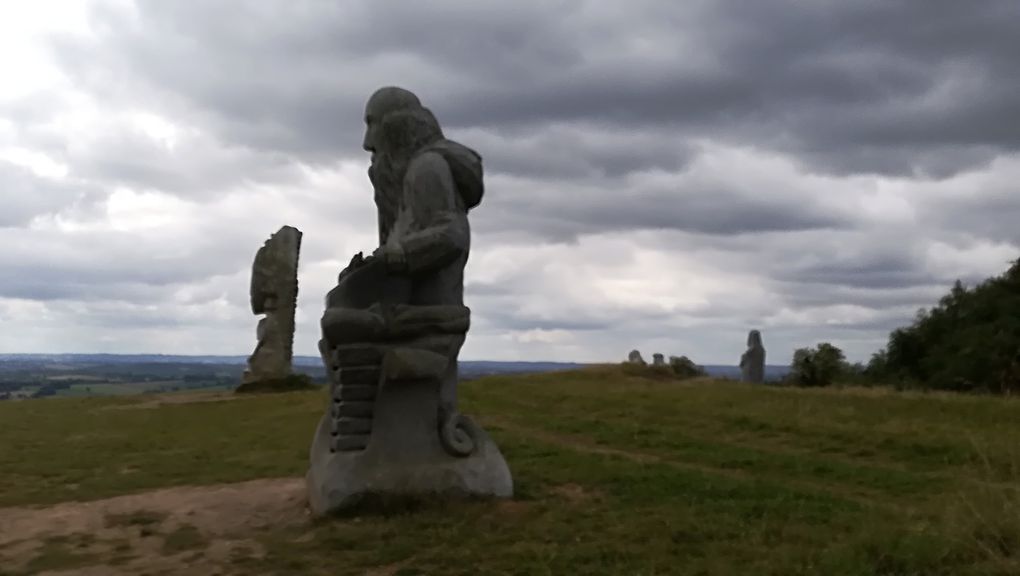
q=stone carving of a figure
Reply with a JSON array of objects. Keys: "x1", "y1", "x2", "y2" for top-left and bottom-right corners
[
  {"x1": 359, "y1": 86, "x2": 484, "y2": 414},
  {"x1": 627, "y1": 350, "x2": 646, "y2": 365},
  {"x1": 740, "y1": 329, "x2": 766, "y2": 383},
  {"x1": 306, "y1": 87, "x2": 510, "y2": 515}
]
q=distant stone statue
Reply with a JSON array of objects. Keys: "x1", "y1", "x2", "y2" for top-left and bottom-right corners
[
  {"x1": 652, "y1": 353, "x2": 666, "y2": 366},
  {"x1": 242, "y1": 226, "x2": 302, "y2": 386},
  {"x1": 740, "y1": 329, "x2": 766, "y2": 383},
  {"x1": 627, "y1": 350, "x2": 646, "y2": 365},
  {"x1": 306, "y1": 87, "x2": 512, "y2": 514}
]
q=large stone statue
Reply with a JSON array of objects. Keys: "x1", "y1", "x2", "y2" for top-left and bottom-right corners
[
  {"x1": 306, "y1": 87, "x2": 512, "y2": 514},
  {"x1": 652, "y1": 353, "x2": 666, "y2": 367},
  {"x1": 740, "y1": 329, "x2": 766, "y2": 383},
  {"x1": 242, "y1": 225, "x2": 302, "y2": 385},
  {"x1": 627, "y1": 350, "x2": 646, "y2": 365}
]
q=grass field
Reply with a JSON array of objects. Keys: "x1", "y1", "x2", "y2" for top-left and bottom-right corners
[{"x1": 1, "y1": 366, "x2": 1019, "y2": 575}]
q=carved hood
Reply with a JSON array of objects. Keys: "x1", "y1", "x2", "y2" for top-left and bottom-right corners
[{"x1": 426, "y1": 139, "x2": 484, "y2": 210}]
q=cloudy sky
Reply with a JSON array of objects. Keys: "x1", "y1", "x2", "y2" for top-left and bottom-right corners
[{"x1": 1, "y1": 1, "x2": 1018, "y2": 364}]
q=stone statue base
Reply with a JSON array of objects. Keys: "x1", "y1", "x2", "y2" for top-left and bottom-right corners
[{"x1": 306, "y1": 371, "x2": 512, "y2": 514}]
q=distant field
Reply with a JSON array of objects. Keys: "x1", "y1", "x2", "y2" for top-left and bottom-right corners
[
  {"x1": 1, "y1": 366, "x2": 1018, "y2": 575},
  {"x1": 56, "y1": 382, "x2": 185, "y2": 397}
]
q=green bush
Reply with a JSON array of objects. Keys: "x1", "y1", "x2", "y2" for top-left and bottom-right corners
[
  {"x1": 668, "y1": 355, "x2": 707, "y2": 380},
  {"x1": 620, "y1": 356, "x2": 706, "y2": 381},
  {"x1": 788, "y1": 343, "x2": 850, "y2": 387},
  {"x1": 869, "y1": 259, "x2": 1020, "y2": 394}
]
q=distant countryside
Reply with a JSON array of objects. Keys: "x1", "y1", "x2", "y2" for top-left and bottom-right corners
[{"x1": 0, "y1": 355, "x2": 792, "y2": 400}]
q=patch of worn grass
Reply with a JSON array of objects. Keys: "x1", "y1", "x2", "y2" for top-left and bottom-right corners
[
  {"x1": 235, "y1": 373, "x2": 318, "y2": 394},
  {"x1": 104, "y1": 509, "x2": 168, "y2": 529},
  {"x1": 21, "y1": 535, "x2": 101, "y2": 574},
  {"x1": 0, "y1": 390, "x2": 323, "y2": 506},
  {"x1": 2, "y1": 365, "x2": 1020, "y2": 574},
  {"x1": 161, "y1": 524, "x2": 207, "y2": 555}
]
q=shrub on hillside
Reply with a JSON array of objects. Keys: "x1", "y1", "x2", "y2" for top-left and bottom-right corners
[
  {"x1": 669, "y1": 355, "x2": 707, "y2": 380},
  {"x1": 787, "y1": 343, "x2": 850, "y2": 387},
  {"x1": 620, "y1": 356, "x2": 706, "y2": 381}
]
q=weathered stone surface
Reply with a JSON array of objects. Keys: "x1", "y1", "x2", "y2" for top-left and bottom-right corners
[
  {"x1": 307, "y1": 87, "x2": 511, "y2": 515},
  {"x1": 652, "y1": 353, "x2": 666, "y2": 366},
  {"x1": 242, "y1": 226, "x2": 302, "y2": 386},
  {"x1": 740, "y1": 329, "x2": 766, "y2": 383},
  {"x1": 627, "y1": 350, "x2": 646, "y2": 365}
]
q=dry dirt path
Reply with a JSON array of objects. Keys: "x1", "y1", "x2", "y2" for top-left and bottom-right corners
[{"x1": 0, "y1": 477, "x2": 306, "y2": 575}]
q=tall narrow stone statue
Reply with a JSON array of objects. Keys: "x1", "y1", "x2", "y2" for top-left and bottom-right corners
[
  {"x1": 242, "y1": 225, "x2": 302, "y2": 386},
  {"x1": 740, "y1": 329, "x2": 766, "y2": 383},
  {"x1": 306, "y1": 87, "x2": 512, "y2": 514}
]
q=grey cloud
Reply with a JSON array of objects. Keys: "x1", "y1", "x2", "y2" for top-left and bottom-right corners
[
  {"x1": 787, "y1": 257, "x2": 938, "y2": 290},
  {"x1": 923, "y1": 192, "x2": 1020, "y2": 247},
  {"x1": 0, "y1": 162, "x2": 96, "y2": 227},
  {"x1": 65, "y1": 129, "x2": 304, "y2": 198},
  {"x1": 473, "y1": 174, "x2": 850, "y2": 242},
  {"x1": 773, "y1": 284, "x2": 948, "y2": 311},
  {"x1": 3, "y1": 0, "x2": 1016, "y2": 364},
  {"x1": 0, "y1": 223, "x2": 253, "y2": 301},
  {"x1": 454, "y1": 125, "x2": 695, "y2": 180}
]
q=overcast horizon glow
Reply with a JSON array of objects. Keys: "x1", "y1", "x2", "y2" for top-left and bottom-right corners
[{"x1": 1, "y1": 1, "x2": 1018, "y2": 364}]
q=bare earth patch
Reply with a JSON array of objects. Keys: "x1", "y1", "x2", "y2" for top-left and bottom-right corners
[
  {"x1": 0, "y1": 477, "x2": 307, "y2": 575},
  {"x1": 548, "y1": 482, "x2": 603, "y2": 503}
]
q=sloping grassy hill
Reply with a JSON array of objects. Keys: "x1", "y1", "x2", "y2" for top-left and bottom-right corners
[{"x1": 1, "y1": 366, "x2": 1019, "y2": 575}]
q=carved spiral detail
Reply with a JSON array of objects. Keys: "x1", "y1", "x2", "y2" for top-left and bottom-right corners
[{"x1": 439, "y1": 409, "x2": 479, "y2": 457}]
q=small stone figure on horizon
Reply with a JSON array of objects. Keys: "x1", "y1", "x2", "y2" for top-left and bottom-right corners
[
  {"x1": 306, "y1": 87, "x2": 512, "y2": 514},
  {"x1": 627, "y1": 350, "x2": 646, "y2": 365},
  {"x1": 240, "y1": 226, "x2": 302, "y2": 388},
  {"x1": 652, "y1": 353, "x2": 666, "y2": 366},
  {"x1": 740, "y1": 329, "x2": 766, "y2": 383}
]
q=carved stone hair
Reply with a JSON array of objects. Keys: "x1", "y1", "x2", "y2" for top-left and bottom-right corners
[{"x1": 378, "y1": 106, "x2": 445, "y2": 158}]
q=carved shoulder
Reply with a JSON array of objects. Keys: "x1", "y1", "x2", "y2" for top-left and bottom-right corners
[{"x1": 406, "y1": 151, "x2": 458, "y2": 208}]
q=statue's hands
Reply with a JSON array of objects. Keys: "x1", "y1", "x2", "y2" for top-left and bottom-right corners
[{"x1": 374, "y1": 242, "x2": 408, "y2": 273}]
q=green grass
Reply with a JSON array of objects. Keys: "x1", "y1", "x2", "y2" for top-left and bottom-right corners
[
  {"x1": 235, "y1": 373, "x2": 318, "y2": 394},
  {"x1": 2, "y1": 365, "x2": 1020, "y2": 574}
]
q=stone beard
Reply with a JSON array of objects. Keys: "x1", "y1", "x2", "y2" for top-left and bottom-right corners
[{"x1": 368, "y1": 151, "x2": 404, "y2": 247}]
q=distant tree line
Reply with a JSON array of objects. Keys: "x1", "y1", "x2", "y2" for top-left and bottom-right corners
[{"x1": 781, "y1": 259, "x2": 1020, "y2": 394}]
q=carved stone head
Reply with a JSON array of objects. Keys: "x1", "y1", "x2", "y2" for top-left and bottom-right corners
[
  {"x1": 362, "y1": 86, "x2": 444, "y2": 169},
  {"x1": 362, "y1": 86, "x2": 422, "y2": 156},
  {"x1": 747, "y1": 329, "x2": 763, "y2": 349}
]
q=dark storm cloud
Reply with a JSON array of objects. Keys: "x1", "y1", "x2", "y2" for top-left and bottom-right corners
[
  {"x1": 456, "y1": 125, "x2": 695, "y2": 181},
  {"x1": 49, "y1": 0, "x2": 1020, "y2": 179},
  {"x1": 473, "y1": 172, "x2": 851, "y2": 242}
]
